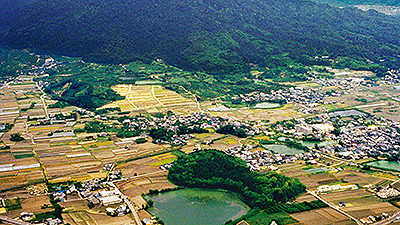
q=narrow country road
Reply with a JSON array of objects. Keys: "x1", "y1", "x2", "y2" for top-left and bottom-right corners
[
  {"x1": 126, "y1": 85, "x2": 139, "y2": 110},
  {"x1": 179, "y1": 85, "x2": 203, "y2": 112},
  {"x1": 307, "y1": 190, "x2": 363, "y2": 225},
  {"x1": 151, "y1": 85, "x2": 164, "y2": 107}
]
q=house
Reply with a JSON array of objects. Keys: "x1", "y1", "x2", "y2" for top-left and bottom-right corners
[
  {"x1": 99, "y1": 196, "x2": 122, "y2": 206},
  {"x1": 310, "y1": 123, "x2": 335, "y2": 134},
  {"x1": 295, "y1": 124, "x2": 313, "y2": 135}
]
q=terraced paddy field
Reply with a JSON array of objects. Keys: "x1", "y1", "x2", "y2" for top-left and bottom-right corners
[
  {"x1": 100, "y1": 84, "x2": 199, "y2": 114},
  {"x1": 0, "y1": 88, "x2": 20, "y2": 123}
]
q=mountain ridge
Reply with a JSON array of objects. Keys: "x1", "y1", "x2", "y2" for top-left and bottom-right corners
[{"x1": 1, "y1": 0, "x2": 400, "y2": 73}]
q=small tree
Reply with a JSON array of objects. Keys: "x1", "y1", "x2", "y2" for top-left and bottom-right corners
[{"x1": 10, "y1": 133, "x2": 24, "y2": 142}]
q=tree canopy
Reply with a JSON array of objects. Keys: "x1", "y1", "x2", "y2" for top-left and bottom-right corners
[
  {"x1": 1, "y1": 0, "x2": 400, "y2": 74},
  {"x1": 168, "y1": 150, "x2": 306, "y2": 208}
]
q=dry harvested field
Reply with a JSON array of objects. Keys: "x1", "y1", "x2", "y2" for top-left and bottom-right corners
[
  {"x1": 0, "y1": 151, "x2": 17, "y2": 165},
  {"x1": 109, "y1": 142, "x2": 166, "y2": 161},
  {"x1": 290, "y1": 208, "x2": 355, "y2": 225},
  {"x1": 206, "y1": 139, "x2": 240, "y2": 150},
  {"x1": 281, "y1": 169, "x2": 320, "y2": 189},
  {"x1": 2, "y1": 122, "x2": 26, "y2": 144},
  {"x1": 21, "y1": 195, "x2": 52, "y2": 214},
  {"x1": 117, "y1": 159, "x2": 160, "y2": 178},
  {"x1": 277, "y1": 162, "x2": 306, "y2": 172},
  {"x1": 100, "y1": 84, "x2": 199, "y2": 114},
  {"x1": 0, "y1": 174, "x2": 27, "y2": 191},
  {"x1": 116, "y1": 172, "x2": 176, "y2": 202},
  {"x1": 0, "y1": 188, "x2": 30, "y2": 199},
  {"x1": 193, "y1": 133, "x2": 225, "y2": 141},
  {"x1": 204, "y1": 102, "x2": 305, "y2": 122},
  {"x1": 60, "y1": 199, "x2": 89, "y2": 211},
  {"x1": 308, "y1": 173, "x2": 339, "y2": 185},
  {"x1": 20, "y1": 168, "x2": 45, "y2": 182},
  {"x1": 335, "y1": 169, "x2": 385, "y2": 187},
  {"x1": 87, "y1": 212, "x2": 134, "y2": 225},
  {"x1": 153, "y1": 85, "x2": 198, "y2": 112},
  {"x1": 45, "y1": 164, "x2": 80, "y2": 178},
  {"x1": 344, "y1": 202, "x2": 399, "y2": 219},
  {"x1": 321, "y1": 189, "x2": 371, "y2": 202},
  {"x1": 91, "y1": 148, "x2": 116, "y2": 162},
  {"x1": 295, "y1": 193, "x2": 318, "y2": 203},
  {"x1": 28, "y1": 125, "x2": 72, "y2": 137}
]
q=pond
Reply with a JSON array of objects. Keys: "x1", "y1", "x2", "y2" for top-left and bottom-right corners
[
  {"x1": 262, "y1": 144, "x2": 305, "y2": 155},
  {"x1": 366, "y1": 161, "x2": 400, "y2": 171},
  {"x1": 328, "y1": 109, "x2": 365, "y2": 117},
  {"x1": 135, "y1": 80, "x2": 162, "y2": 85},
  {"x1": 146, "y1": 189, "x2": 250, "y2": 225},
  {"x1": 303, "y1": 167, "x2": 331, "y2": 174},
  {"x1": 254, "y1": 102, "x2": 281, "y2": 109}
]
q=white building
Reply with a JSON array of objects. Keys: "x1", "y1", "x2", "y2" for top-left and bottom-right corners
[{"x1": 99, "y1": 196, "x2": 122, "y2": 206}]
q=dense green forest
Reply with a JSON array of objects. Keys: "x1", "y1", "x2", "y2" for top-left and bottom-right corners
[
  {"x1": 168, "y1": 150, "x2": 306, "y2": 208},
  {"x1": 1, "y1": 0, "x2": 400, "y2": 75},
  {"x1": 0, "y1": 48, "x2": 38, "y2": 82},
  {"x1": 42, "y1": 58, "x2": 125, "y2": 109}
]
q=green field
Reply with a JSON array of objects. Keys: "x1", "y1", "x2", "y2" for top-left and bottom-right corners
[{"x1": 246, "y1": 212, "x2": 297, "y2": 225}]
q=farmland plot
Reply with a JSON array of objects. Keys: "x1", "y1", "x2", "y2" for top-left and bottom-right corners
[
  {"x1": 100, "y1": 84, "x2": 199, "y2": 114},
  {"x1": 290, "y1": 208, "x2": 355, "y2": 225}
]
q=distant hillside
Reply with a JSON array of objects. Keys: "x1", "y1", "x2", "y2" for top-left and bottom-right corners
[
  {"x1": 1, "y1": 0, "x2": 400, "y2": 74},
  {"x1": 311, "y1": 0, "x2": 400, "y2": 7}
]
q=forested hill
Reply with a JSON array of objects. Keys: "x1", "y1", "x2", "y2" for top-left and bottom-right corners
[{"x1": 1, "y1": 0, "x2": 400, "y2": 74}]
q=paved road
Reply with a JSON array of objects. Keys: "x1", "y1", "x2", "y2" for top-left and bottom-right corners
[
  {"x1": 123, "y1": 197, "x2": 142, "y2": 225},
  {"x1": 108, "y1": 182, "x2": 142, "y2": 225},
  {"x1": 307, "y1": 190, "x2": 363, "y2": 225},
  {"x1": 107, "y1": 171, "x2": 167, "y2": 225}
]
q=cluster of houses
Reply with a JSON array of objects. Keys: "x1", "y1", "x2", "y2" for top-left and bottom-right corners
[
  {"x1": 376, "y1": 187, "x2": 400, "y2": 199},
  {"x1": 360, "y1": 213, "x2": 391, "y2": 224},
  {"x1": 319, "y1": 115, "x2": 400, "y2": 160},
  {"x1": 313, "y1": 77, "x2": 374, "y2": 89},
  {"x1": 383, "y1": 69, "x2": 400, "y2": 85},
  {"x1": 18, "y1": 212, "x2": 63, "y2": 225},
  {"x1": 232, "y1": 87, "x2": 330, "y2": 106},
  {"x1": 276, "y1": 111, "x2": 400, "y2": 161},
  {"x1": 51, "y1": 180, "x2": 130, "y2": 215},
  {"x1": 223, "y1": 145, "x2": 320, "y2": 171},
  {"x1": 27, "y1": 184, "x2": 47, "y2": 196},
  {"x1": 122, "y1": 112, "x2": 261, "y2": 145},
  {"x1": 298, "y1": 106, "x2": 329, "y2": 115}
]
